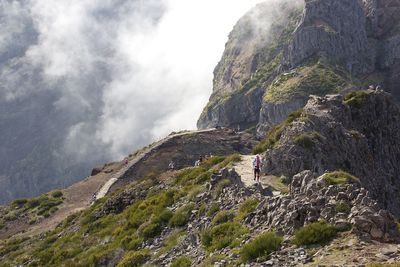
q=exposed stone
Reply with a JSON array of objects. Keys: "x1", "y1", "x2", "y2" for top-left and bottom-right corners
[{"x1": 264, "y1": 91, "x2": 400, "y2": 218}]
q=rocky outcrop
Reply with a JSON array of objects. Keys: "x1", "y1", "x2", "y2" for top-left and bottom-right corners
[
  {"x1": 248, "y1": 171, "x2": 400, "y2": 243},
  {"x1": 263, "y1": 90, "x2": 400, "y2": 217},
  {"x1": 257, "y1": 97, "x2": 307, "y2": 136}
]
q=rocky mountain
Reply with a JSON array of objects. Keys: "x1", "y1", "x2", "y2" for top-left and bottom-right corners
[
  {"x1": 1, "y1": 0, "x2": 400, "y2": 266},
  {"x1": 198, "y1": 0, "x2": 400, "y2": 136},
  {"x1": 1, "y1": 90, "x2": 400, "y2": 266}
]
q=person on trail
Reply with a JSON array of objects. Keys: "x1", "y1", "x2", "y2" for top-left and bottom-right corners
[
  {"x1": 124, "y1": 158, "x2": 128, "y2": 166},
  {"x1": 252, "y1": 155, "x2": 262, "y2": 183},
  {"x1": 168, "y1": 160, "x2": 175, "y2": 170},
  {"x1": 199, "y1": 155, "x2": 203, "y2": 163}
]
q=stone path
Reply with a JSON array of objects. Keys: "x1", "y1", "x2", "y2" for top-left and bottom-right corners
[{"x1": 233, "y1": 155, "x2": 288, "y2": 195}]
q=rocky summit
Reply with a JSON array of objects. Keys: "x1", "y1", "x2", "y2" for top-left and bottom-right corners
[{"x1": 1, "y1": 0, "x2": 400, "y2": 267}]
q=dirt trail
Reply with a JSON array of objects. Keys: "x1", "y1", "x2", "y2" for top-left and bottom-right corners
[{"x1": 233, "y1": 155, "x2": 288, "y2": 194}]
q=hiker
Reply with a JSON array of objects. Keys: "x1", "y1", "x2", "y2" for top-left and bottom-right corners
[
  {"x1": 168, "y1": 160, "x2": 175, "y2": 170},
  {"x1": 252, "y1": 155, "x2": 262, "y2": 183},
  {"x1": 199, "y1": 155, "x2": 203, "y2": 163},
  {"x1": 124, "y1": 158, "x2": 128, "y2": 166}
]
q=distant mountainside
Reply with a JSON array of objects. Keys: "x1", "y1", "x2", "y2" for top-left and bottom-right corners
[{"x1": 198, "y1": 0, "x2": 400, "y2": 135}]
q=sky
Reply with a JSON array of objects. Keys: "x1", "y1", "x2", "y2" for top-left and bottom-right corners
[{"x1": 0, "y1": 0, "x2": 265, "y2": 160}]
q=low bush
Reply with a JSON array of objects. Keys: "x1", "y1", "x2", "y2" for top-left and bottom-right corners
[
  {"x1": 201, "y1": 222, "x2": 248, "y2": 251},
  {"x1": 335, "y1": 202, "x2": 351, "y2": 214},
  {"x1": 51, "y1": 191, "x2": 63, "y2": 198},
  {"x1": 207, "y1": 202, "x2": 220, "y2": 217},
  {"x1": 11, "y1": 199, "x2": 28, "y2": 208},
  {"x1": 293, "y1": 221, "x2": 337, "y2": 246},
  {"x1": 117, "y1": 249, "x2": 150, "y2": 267},
  {"x1": 322, "y1": 171, "x2": 360, "y2": 186},
  {"x1": 240, "y1": 231, "x2": 283, "y2": 263},
  {"x1": 170, "y1": 256, "x2": 192, "y2": 267},
  {"x1": 344, "y1": 90, "x2": 369, "y2": 109},
  {"x1": 170, "y1": 203, "x2": 194, "y2": 227},
  {"x1": 236, "y1": 198, "x2": 259, "y2": 221},
  {"x1": 121, "y1": 235, "x2": 143, "y2": 250},
  {"x1": 212, "y1": 210, "x2": 235, "y2": 225}
]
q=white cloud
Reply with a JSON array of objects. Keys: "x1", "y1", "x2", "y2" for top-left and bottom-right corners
[{"x1": 1, "y1": 0, "x2": 282, "y2": 160}]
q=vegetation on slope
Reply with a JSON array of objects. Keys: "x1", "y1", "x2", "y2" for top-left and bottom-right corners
[
  {"x1": 252, "y1": 109, "x2": 305, "y2": 154},
  {"x1": 202, "y1": 8, "x2": 303, "y2": 114},
  {"x1": 0, "y1": 191, "x2": 64, "y2": 228},
  {"x1": 293, "y1": 222, "x2": 337, "y2": 246},
  {"x1": 343, "y1": 90, "x2": 370, "y2": 109},
  {"x1": 265, "y1": 61, "x2": 353, "y2": 103},
  {"x1": 240, "y1": 231, "x2": 283, "y2": 263},
  {"x1": 0, "y1": 155, "x2": 242, "y2": 266},
  {"x1": 322, "y1": 171, "x2": 360, "y2": 186}
]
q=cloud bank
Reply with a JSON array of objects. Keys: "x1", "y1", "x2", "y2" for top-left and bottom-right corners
[{"x1": 1, "y1": 0, "x2": 266, "y2": 162}]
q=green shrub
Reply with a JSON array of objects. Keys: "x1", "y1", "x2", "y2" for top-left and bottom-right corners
[
  {"x1": 170, "y1": 256, "x2": 192, "y2": 267},
  {"x1": 322, "y1": 171, "x2": 360, "y2": 186},
  {"x1": 198, "y1": 204, "x2": 207, "y2": 217},
  {"x1": 141, "y1": 222, "x2": 162, "y2": 239},
  {"x1": 207, "y1": 202, "x2": 220, "y2": 217},
  {"x1": 121, "y1": 236, "x2": 143, "y2": 250},
  {"x1": 176, "y1": 168, "x2": 207, "y2": 186},
  {"x1": 11, "y1": 199, "x2": 28, "y2": 208},
  {"x1": 265, "y1": 63, "x2": 351, "y2": 104},
  {"x1": 294, "y1": 132, "x2": 323, "y2": 149},
  {"x1": 236, "y1": 198, "x2": 260, "y2": 221},
  {"x1": 212, "y1": 210, "x2": 235, "y2": 225},
  {"x1": 240, "y1": 231, "x2": 283, "y2": 263},
  {"x1": 344, "y1": 90, "x2": 369, "y2": 109},
  {"x1": 51, "y1": 191, "x2": 63, "y2": 198},
  {"x1": 335, "y1": 202, "x2": 351, "y2": 214},
  {"x1": 26, "y1": 199, "x2": 40, "y2": 209},
  {"x1": 253, "y1": 110, "x2": 303, "y2": 154},
  {"x1": 117, "y1": 250, "x2": 150, "y2": 267},
  {"x1": 293, "y1": 222, "x2": 337, "y2": 246},
  {"x1": 201, "y1": 222, "x2": 248, "y2": 251},
  {"x1": 201, "y1": 156, "x2": 226, "y2": 169},
  {"x1": 170, "y1": 204, "x2": 194, "y2": 227}
]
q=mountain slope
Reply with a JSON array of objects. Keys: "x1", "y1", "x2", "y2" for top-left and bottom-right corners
[{"x1": 198, "y1": 0, "x2": 400, "y2": 136}]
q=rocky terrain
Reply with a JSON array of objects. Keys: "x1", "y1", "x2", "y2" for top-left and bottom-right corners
[
  {"x1": 198, "y1": 0, "x2": 400, "y2": 136},
  {"x1": 263, "y1": 90, "x2": 400, "y2": 218},
  {"x1": 1, "y1": 0, "x2": 400, "y2": 266}
]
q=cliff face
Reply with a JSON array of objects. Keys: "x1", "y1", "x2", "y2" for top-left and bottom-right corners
[
  {"x1": 198, "y1": 0, "x2": 400, "y2": 135},
  {"x1": 197, "y1": 0, "x2": 305, "y2": 130}
]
